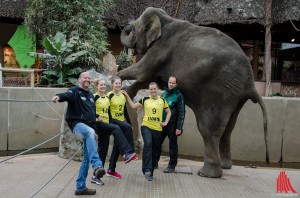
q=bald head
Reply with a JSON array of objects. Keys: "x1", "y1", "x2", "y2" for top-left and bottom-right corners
[{"x1": 78, "y1": 72, "x2": 91, "y2": 90}]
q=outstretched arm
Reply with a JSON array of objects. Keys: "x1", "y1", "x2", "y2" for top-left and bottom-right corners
[
  {"x1": 52, "y1": 95, "x2": 60, "y2": 103},
  {"x1": 123, "y1": 91, "x2": 142, "y2": 109}
]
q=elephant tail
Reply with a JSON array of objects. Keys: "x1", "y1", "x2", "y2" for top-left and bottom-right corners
[{"x1": 249, "y1": 91, "x2": 270, "y2": 166}]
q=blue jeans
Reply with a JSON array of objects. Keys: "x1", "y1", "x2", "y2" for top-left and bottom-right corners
[
  {"x1": 73, "y1": 123, "x2": 103, "y2": 191},
  {"x1": 141, "y1": 126, "x2": 162, "y2": 176}
]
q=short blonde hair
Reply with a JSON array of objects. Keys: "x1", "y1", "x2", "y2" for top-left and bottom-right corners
[{"x1": 93, "y1": 79, "x2": 106, "y2": 87}]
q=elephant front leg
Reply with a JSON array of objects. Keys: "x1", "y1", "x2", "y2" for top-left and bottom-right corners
[{"x1": 198, "y1": 136, "x2": 223, "y2": 178}]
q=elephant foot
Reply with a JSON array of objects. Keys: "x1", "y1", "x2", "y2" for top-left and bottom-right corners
[
  {"x1": 197, "y1": 166, "x2": 222, "y2": 178},
  {"x1": 221, "y1": 159, "x2": 232, "y2": 169}
]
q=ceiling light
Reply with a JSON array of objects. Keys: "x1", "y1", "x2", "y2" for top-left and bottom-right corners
[{"x1": 291, "y1": 38, "x2": 295, "y2": 42}]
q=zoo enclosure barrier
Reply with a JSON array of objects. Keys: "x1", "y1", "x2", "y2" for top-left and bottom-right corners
[{"x1": 0, "y1": 67, "x2": 45, "y2": 87}]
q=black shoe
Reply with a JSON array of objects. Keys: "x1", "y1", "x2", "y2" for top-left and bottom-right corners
[
  {"x1": 75, "y1": 188, "x2": 96, "y2": 195},
  {"x1": 163, "y1": 167, "x2": 175, "y2": 173},
  {"x1": 94, "y1": 167, "x2": 105, "y2": 179}
]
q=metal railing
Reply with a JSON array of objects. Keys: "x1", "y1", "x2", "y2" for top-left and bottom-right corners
[{"x1": 0, "y1": 67, "x2": 44, "y2": 87}]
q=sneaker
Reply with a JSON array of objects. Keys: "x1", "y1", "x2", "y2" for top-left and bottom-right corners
[
  {"x1": 144, "y1": 171, "x2": 151, "y2": 180},
  {"x1": 75, "y1": 188, "x2": 96, "y2": 195},
  {"x1": 106, "y1": 170, "x2": 122, "y2": 179},
  {"x1": 163, "y1": 167, "x2": 175, "y2": 173},
  {"x1": 94, "y1": 167, "x2": 105, "y2": 179},
  {"x1": 131, "y1": 154, "x2": 138, "y2": 161},
  {"x1": 91, "y1": 175, "x2": 104, "y2": 186},
  {"x1": 147, "y1": 176, "x2": 154, "y2": 181},
  {"x1": 124, "y1": 152, "x2": 138, "y2": 164}
]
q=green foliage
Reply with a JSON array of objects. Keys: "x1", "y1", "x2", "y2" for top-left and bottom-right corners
[
  {"x1": 116, "y1": 48, "x2": 133, "y2": 71},
  {"x1": 24, "y1": 0, "x2": 113, "y2": 69},
  {"x1": 28, "y1": 32, "x2": 85, "y2": 86},
  {"x1": 271, "y1": 92, "x2": 283, "y2": 97}
]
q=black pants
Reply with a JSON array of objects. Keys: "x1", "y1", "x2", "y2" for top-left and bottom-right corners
[
  {"x1": 96, "y1": 122, "x2": 133, "y2": 167},
  {"x1": 158, "y1": 122, "x2": 178, "y2": 169},
  {"x1": 108, "y1": 119, "x2": 135, "y2": 171},
  {"x1": 141, "y1": 126, "x2": 162, "y2": 176}
]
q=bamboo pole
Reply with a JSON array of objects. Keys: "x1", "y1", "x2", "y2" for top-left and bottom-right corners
[{"x1": 264, "y1": 0, "x2": 272, "y2": 96}]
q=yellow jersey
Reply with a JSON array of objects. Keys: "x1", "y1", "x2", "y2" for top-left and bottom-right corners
[
  {"x1": 139, "y1": 96, "x2": 169, "y2": 131},
  {"x1": 107, "y1": 91, "x2": 127, "y2": 121},
  {"x1": 94, "y1": 93, "x2": 110, "y2": 123}
]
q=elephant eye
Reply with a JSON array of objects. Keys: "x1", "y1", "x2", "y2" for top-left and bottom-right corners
[{"x1": 132, "y1": 26, "x2": 135, "y2": 32}]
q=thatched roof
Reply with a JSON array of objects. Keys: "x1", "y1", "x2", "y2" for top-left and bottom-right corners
[
  {"x1": 0, "y1": 0, "x2": 299, "y2": 27},
  {"x1": 104, "y1": 0, "x2": 300, "y2": 28},
  {"x1": 273, "y1": 0, "x2": 300, "y2": 23},
  {"x1": 0, "y1": 0, "x2": 28, "y2": 19}
]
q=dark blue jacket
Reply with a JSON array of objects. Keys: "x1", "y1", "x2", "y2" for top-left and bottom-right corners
[{"x1": 57, "y1": 86, "x2": 97, "y2": 131}]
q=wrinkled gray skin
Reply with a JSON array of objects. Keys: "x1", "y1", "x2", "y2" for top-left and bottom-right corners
[{"x1": 118, "y1": 7, "x2": 269, "y2": 178}]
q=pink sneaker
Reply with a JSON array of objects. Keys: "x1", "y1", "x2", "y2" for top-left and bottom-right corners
[
  {"x1": 124, "y1": 152, "x2": 138, "y2": 164},
  {"x1": 131, "y1": 154, "x2": 138, "y2": 161},
  {"x1": 106, "y1": 170, "x2": 122, "y2": 179}
]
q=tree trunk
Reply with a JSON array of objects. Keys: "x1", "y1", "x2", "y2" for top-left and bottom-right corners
[{"x1": 264, "y1": 0, "x2": 272, "y2": 96}]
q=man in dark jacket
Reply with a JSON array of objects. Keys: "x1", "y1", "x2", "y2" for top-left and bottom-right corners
[
  {"x1": 52, "y1": 72, "x2": 105, "y2": 196},
  {"x1": 159, "y1": 76, "x2": 185, "y2": 173}
]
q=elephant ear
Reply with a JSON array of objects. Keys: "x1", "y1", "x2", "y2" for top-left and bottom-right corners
[{"x1": 145, "y1": 15, "x2": 161, "y2": 48}]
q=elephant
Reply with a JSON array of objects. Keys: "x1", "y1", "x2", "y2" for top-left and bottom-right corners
[{"x1": 118, "y1": 7, "x2": 269, "y2": 178}]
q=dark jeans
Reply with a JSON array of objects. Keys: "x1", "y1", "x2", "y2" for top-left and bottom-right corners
[
  {"x1": 108, "y1": 119, "x2": 135, "y2": 171},
  {"x1": 141, "y1": 126, "x2": 162, "y2": 176},
  {"x1": 158, "y1": 122, "x2": 178, "y2": 169},
  {"x1": 96, "y1": 122, "x2": 133, "y2": 167}
]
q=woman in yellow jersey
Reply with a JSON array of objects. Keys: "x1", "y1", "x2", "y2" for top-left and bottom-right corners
[
  {"x1": 106, "y1": 77, "x2": 136, "y2": 179},
  {"x1": 93, "y1": 79, "x2": 137, "y2": 184},
  {"x1": 124, "y1": 82, "x2": 171, "y2": 181}
]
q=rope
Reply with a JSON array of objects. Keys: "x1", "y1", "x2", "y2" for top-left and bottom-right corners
[
  {"x1": 29, "y1": 110, "x2": 60, "y2": 121},
  {"x1": 290, "y1": 20, "x2": 300, "y2": 32},
  {"x1": 0, "y1": 99, "x2": 53, "y2": 102},
  {"x1": 30, "y1": 146, "x2": 82, "y2": 198},
  {"x1": 0, "y1": 126, "x2": 32, "y2": 136},
  {"x1": 34, "y1": 89, "x2": 63, "y2": 118},
  {"x1": 0, "y1": 128, "x2": 70, "y2": 164}
]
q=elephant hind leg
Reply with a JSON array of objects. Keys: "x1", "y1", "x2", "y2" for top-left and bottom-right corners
[
  {"x1": 220, "y1": 104, "x2": 244, "y2": 169},
  {"x1": 196, "y1": 110, "x2": 231, "y2": 178},
  {"x1": 197, "y1": 135, "x2": 223, "y2": 178}
]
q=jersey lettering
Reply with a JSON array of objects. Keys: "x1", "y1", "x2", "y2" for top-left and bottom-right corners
[
  {"x1": 115, "y1": 112, "x2": 124, "y2": 117},
  {"x1": 148, "y1": 117, "x2": 160, "y2": 121}
]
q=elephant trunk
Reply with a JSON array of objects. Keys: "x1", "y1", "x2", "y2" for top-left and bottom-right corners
[{"x1": 121, "y1": 24, "x2": 136, "y2": 48}]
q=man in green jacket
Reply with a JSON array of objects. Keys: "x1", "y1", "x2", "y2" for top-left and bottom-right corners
[{"x1": 159, "y1": 76, "x2": 185, "y2": 173}]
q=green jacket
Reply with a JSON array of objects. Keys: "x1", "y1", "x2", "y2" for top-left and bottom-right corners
[{"x1": 162, "y1": 87, "x2": 185, "y2": 130}]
